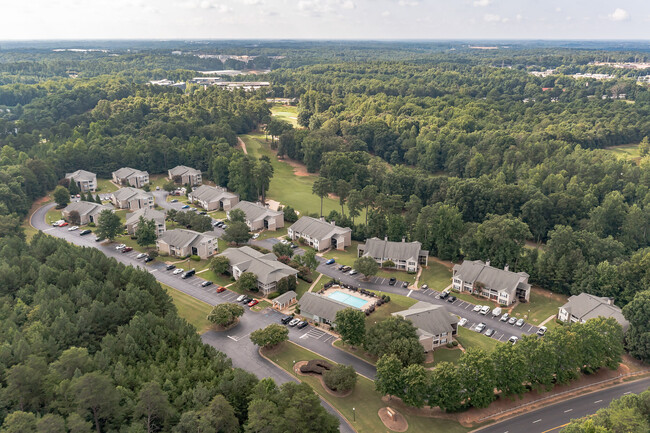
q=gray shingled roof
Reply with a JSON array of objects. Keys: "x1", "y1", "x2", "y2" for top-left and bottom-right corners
[
  {"x1": 190, "y1": 185, "x2": 237, "y2": 203},
  {"x1": 452, "y1": 260, "x2": 529, "y2": 298},
  {"x1": 113, "y1": 167, "x2": 148, "y2": 179},
  {"x1": 112, "y1": 187, "x2": 153, "y2": 202},
  {"x1": 158, "y1": 229, "x2": 216, "y2": 249},
  {"x1": 273, "y1": 290, "x2": 297, "y2": 305},
  {"x1": 218, "y1": 246, "x2": 297, "y2": 285},
  {"x1": 562, "y1": 293, "x2": 629, "y2": 332},
  {"x1": 298, "y1": 292, "x2": 349, "y2": 323},
  {"x1": 289, "y1": 216, "x2": 351, "y2": 241},
  {"x1": 359, "y1": 237, "x2": 426, "y2": 262},
  {"x1": 392, "y1": 301, "x2": 458, "y2": 337},
  {"x1": 232, "y1": 201, "x2": 282, "y2": 223},
  {"x1": 126, "y1": 208, "x2": 165, "y2": 225},
  {"x1": 169, "y1": 165, "x2": 201, "y2": 177},
  {"x1": 65, "y1": 169, "x2": 96, "y2": 182},
  {"x1": 63, "y1": 201, "x2": 111, "y2": 217}
]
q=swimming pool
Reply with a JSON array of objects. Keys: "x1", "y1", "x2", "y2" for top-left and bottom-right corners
[{"x1": 327, "y1": 290, "x2": 367, "y2": 309}]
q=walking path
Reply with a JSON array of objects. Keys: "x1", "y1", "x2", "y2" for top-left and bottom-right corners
[
  {"x1": 237, "y1": 137, "x2": 248, "y2": 154},
  {"x1": 539, "y1": 314, "x2": 557, "y2": 327},
  {"x1": 309, "y1": 273, "x2": 324, "y2": 292}
]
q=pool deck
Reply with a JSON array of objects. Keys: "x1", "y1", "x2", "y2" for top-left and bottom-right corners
[{"x1": 321, "y1": 286, "x2": 377, "y2": 311}]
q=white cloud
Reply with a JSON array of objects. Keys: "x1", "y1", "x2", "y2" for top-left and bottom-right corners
[
  {"x1": 483, "y1": 13, "x2": 501, "y2": 22},
  {"x1": 609, "y1": 8, "x2": 630, "y2": 21},
  {"x1": 381, "y1": 10, "x2": 390, "y2": 17},
  {"x1": 516, "y1": 14, "x2": 523, "y2": 21},
  {"x1": 473, "y1": 0, "x2": 491, "y2": 7},
  {"x1": 398, "y1": 0, "x2": 419, "y2": 6},
  {"x1": 179, "y1": 1, "x2": 231, "y2": 12},
  {"x1": 342, "y1": 0, "x2": 355, "y2": 9}
]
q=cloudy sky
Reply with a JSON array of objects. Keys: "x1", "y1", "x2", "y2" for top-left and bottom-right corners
[{"x1": 1, "y1": 0, "x2": 648, "y2": 40}]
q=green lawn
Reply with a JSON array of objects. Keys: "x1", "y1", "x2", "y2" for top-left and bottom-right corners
[
  {"x1": 271, "y1": 105, "x2": 299, "y2": 127},
  {"x1": 511, "y1": 288, "x2": 567, "y2": 326},
  {"x1": 426, "y1": 347, "x2": 463, "y2": 367},
  {"x1": 265, "y1": 342, "x2": 471, "y2": 433},
  {"x1": 604, "y1": 143, "x2": 641, "y2": 161},
  {"x1": 419, "y1": 262, "x2": 452, "y2": 291},
  {"x1": 162, "y1": 283, "x2": 213, "y2": 333},
  {"x1": 322, "y1": 241, "x2": 360, "y2": 266},
  {"x1": 251, "y1": 300, "x2": 271, "y2": 312},
  {"x1": 256, "y1": 226, "x2": 288, "y2": 240},
  {"x1": 456, "y1": 326, "x2": 500, "y2": 353},
  {"x1": 45, "y1": 206, "x2": 62, "y2": 225},
  {"x1": 95, "y1": 178, "x2": 119, "y2": 193},
  {"x1": 198, "y1": 270, "x2": 233, "y2": 287},
  {"x1": 207, "y1": 210, "x2": 227, "y2": 220},
  {"x1": 310, "y1": 275, "x2": 334, "y2": 293},
  {"x1": 375, "y1": 268, "x2": 417, "y2": 285},
  {"x1": 294, "y1": 278, "x2": 311, "y2": 300}
]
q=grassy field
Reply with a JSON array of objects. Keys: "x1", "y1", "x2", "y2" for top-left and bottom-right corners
[
  {"x1": 419, "y1": 262, "x2": 452, "y2": 291},
  {"x1": 95, "y1": 178, "x2": 119, "y2": 193},
  {"x1": 604, "y1": 143, "x2": 641, "y2": 161},
  {"x1": 294, "y1": 278, "x2": 311, "y2": 299},
  {"x1": 241, "y1": 134, "x2": 350, "y2": 218},
  {"x1": 270, "y1": 105, "x2": 299, "y2": 127},
  {"x1": 45, "y1": 206, "x2": 62, "y2": 225},
  {"x1": 251, "y1": 300, "x2": 271, "y2": 312},
  {"x1": 199, "y1": 270, "x2": 233, "y2": 287},
  {"x1": 425, "y1": 347, "x2": 463, "y2": 367},
  {"x1": 162, "y1": 283, "x2": 213, "y2": 333},
  {"x1": 264, "y1": 342, "x2": 471, "y2": 433},
  {"x1": 511, "y1": 288, "x2": 567, "y2": 325},
  {"x1": 322, "y1": 241, "x2": 361, "y2": 266},
  {"x1": 456, "y1": 326, "x2": 500, "y2": 353},
  {"x1": 256, "y1": 226, "x2": 288, "y2": 240}
]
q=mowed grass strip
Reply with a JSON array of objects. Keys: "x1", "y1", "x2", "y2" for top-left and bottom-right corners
[
  {"x1": 456, "y1": 326, "x2": 500, "y2": 353},
  {"x1": 418, "y1": 261, "x2": 453, "y2": 291},
  {"x1": 270, "y1": 105, "x2": 299, "y2": 127},
  {"x1": 161, "y1": 283, "x2": 212, "y2": 333},
  {"x1": 264, "y1": 341, "x2": 470, "y2": 433},
  {"x1": 511, "y1": 287, "x2": 568, "y2": 325}
]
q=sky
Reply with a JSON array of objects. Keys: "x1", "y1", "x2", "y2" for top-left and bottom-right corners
[{"x1": 2, "y1": 0, "x2": 650, "y2": 40}]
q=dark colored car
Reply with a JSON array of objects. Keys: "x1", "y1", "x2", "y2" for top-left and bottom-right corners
[
  {"x1": 166, "y1": 264, "x2": 176, "y2": 270},
  {"x1": 144, "y1": 256, "x2": 154, "y2": 262},
  {"x1": 402, "y1": 281, "x2": 408, "y2": 288},
  {"x1": 201, "y1": 281, "x2": 213, "y2": 287},
  {"x1": 181, "y1": 269, "x2": 196, "y2": 279},
  {"x1": 280, "y1": 316, "x2": 293, "y2": 325},
  {"x1": 440, "y1": 291, "x2": 450, "y2": 299},
  {"x1": 79, "y1": 229, "x2": 92, "y2": 235},
  {"x1": 296, "y1": 321, "x2": 308, "y2": 329},
  {"x1": 242, "y1": 297, "x2": 252, "y2": 304},
  {"x1": 447, "y1": 296, "x2": 457, "y2": 303},
  {"x1": 326, "y1": 259, "x2": 335, "y2": 265},
  {"x1": 338, "y1": 265, "x2": 346, "y2": 271},
  {"x1": 199, "y1": 211, "x2": 207, "y2": 215},
  {"x1": 388, "y1": 277, "x2": 397, "y2": 285},
  {"x1": 216, "y1": 286, "x2": 226, "y2": 293},
  {"x1": 122, "y1": 247, "x2": 133, "y2": 253}
]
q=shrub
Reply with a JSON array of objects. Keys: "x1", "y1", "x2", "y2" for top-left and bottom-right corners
[
  {"x1": 268, "y1": 292, "x2": 280, "y2": 299},
  {"x1": 88, "y1": 222, "x2": 96, "y2": 227},
  {"x1": 190, "y1": 255, "x2": 201, "y2": 261},
  {"x1": 452, "y1": 340, "x2": 459, "y2": 346},
  {"x1": 446, "y1": 342, "x2": 454, "y2": 348},
  {"x1": 323, "y1": 365, "x2": 357, "y2": 392}
]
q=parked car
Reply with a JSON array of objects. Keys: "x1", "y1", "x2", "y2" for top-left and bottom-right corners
[
  {"x1": 181, "y1": 269, "x2": 196, "y2": 279},
  {"x1": 508, "y1": 317, "x2": 517, "y2": 325},
  {"x1": 221, "y1": 224, "x2": 227, "y2": 229},
  {"x1": 189, "y1": 208, "x2": 197, "y2": 212},
  {"x1": 288, "y1": 318, "x2": 301, "y2": 327},
  {"x1": 491, "y1": 307, "x2": 503, "y2": 317},
  {"x1": 280, "y1": 316, "x2": 293, "y2": 325},
  {"x1": 290, "y1": 243, "x2": 298, "y2": 249},
  {"x1": 420, "y1": 284, "x2": 428, "y2": 290},
  {"x1": 338, "y1": 265, "x2": 346, "y2": 271},
  {"x1": 447, "y1": 295, "x2": 457, "y2": 303},
  {"x1": 170, "y1": 199, "x2": 178, "y2": 203},
  {"x1": 144, "y1": 256, "x2": 154, "y2": 263},
  {"x1": 458, "y1": 318, "x2": 468, "y2": 327},
  {"x1": 68, "y1": 226, "x2": 79, "y2": 231},
  {"x1": 252, "y1": 233, "x2": 259, "y2": 239},
  {"x1": 156, "y1": 186, "x2": 160, "y2": 190},
  {"x1": 79, "y1": 229, "x2": 92, "y2": 235},
  {"x1": 479, "y1": 306, "x2": 491, "y2": 315},
  {"x1": 485, "y1": 328, "x2": 496, "y2": 337},
  {"x1": 475, "y1": 322, "x2": 486, "y2": 333},
  {"x1": 59, "y1": 222, "x2": 69, "y2": 227},
  {"x1": 508, "y1": 336, "x2": 519, "y2": 345},
  {"x1": 349, "y1": 269, "x2": 358, "y2": 275},
  {"x1": 166, "y1": 264, "x2": 176, "y2": 270},
  {"x1": 181, "y1": 205, "x2": 190, "y2": 209},
  {"x1": 242, "y1": 297, "x2": 252, "y2": 304},
  {"x1": 53, "y1": 220, "x2": 65, "y2": 227},
  {"x1": 280, "y1": 239, "x2": 289, "y2": 245},
  {"x1": 115, "y1": 244, "x2": 126, "y2": 250},
  {"x1": 472, "y1": 304, "x2": 482, "y2": 312},
  {"x1": 216, "y1": 286, "x2": 226, "y2": 293},
  {"x1": 440, "y1": 290, "x2": 450, "y2": 299},
  {"x1": 201, "y1": 281, "x2": 213, "y2": 287},
  {"x1": 500, "y1": 313, "x2": 510, "y2": 322},
  {"x1": 199, "y1": 211, "x2": 207, "y2": 215},
  {"x1": 402, "y1": 281, "x2": 409, "y2": 288},
  {"x1": 296, "y1": 321, "x2": 308, "y2": 329},
  {"x1": 173, "y1": 268, "x2": 184, "y2": 275},
  {"x1": 325, "y1": 259, "x2": 335, "y2": 265},
  {"x1": 388, "y1": 277, "x2": 397, "y2": 286},
  {"x1": 537, "y1": 326, "x2": 547, "y2": 337},
  {"x1": 515, "y1": 318, "x2": 525, "y2": 327},
  {"x1": 95, "y1": 236, "x2": 105, "y2": 242},
  {"x1": 247, "y1": 299, "x2": 259, "y2": 307},
  {"x1": 236, "y1": 295, "x2": 246, "y2": 302},
  {"x1": 122, "y1": 247, "x2": 133, "y2": 253},
  {"x1": 341, "y1": 266, "x2": 351, "y2": 273},
  {"x1": 136, "y1": 253, "x2": 147, "y2": 259}
]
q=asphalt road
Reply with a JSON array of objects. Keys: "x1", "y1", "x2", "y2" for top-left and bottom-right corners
[{"x1": 474, "y1": 376, "x2": 650, "y2": 433}]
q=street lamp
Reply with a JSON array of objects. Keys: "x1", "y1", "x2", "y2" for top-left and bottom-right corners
[{"x1": 353, "y1": 407, "x2": 356, "y2": 422}]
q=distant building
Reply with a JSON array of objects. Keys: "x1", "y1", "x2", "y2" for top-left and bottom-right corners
[
  {"x1": 168, "y1": 166, "x2": 202, "y2": 186},
  {"x1": 392, "y1": 301, "x2": 458, "y2": 351},
  {"x1": 452, "y1": 260, "x2": 531, "y2": 305},
  {"x1": 62, "y1": 201, "x2": 112, "y2": 225},
  {"x1": 125, "y1": 208, "x2": 166, "y2": 236},
  {"x1": 273, "y1": 290, "x2": 298, "y2": 310},
  {"x1": 112, "y1": 167, "x2": 149, "y2": 188},
  {"x1": 110, "y1": 187, "x2": 154, "y2": 210},
  {"x1": 218, "y1": 246, "x2": 298, "y2": 295},
  {"x1": 157, "y1": 229, "x2": 218, "y2": 260},
  {"x1": 64, "y1": 170, "x2": 97, "y2": 192},
  {"x1": 357, "y1": 237, "x2": 428, "y2": 272},
  {"x1": 229, "y1": 201, "x2": 284, "y2": 231},
  {"x1": 188, "y1": 185, "x2": 239, "y2": 211},
  {"x1": 288, "y1": 216, "x2": 351, "y2": 251},
  {"x1": 558, "y1": 293, "x2": 629, "y2": 332}
]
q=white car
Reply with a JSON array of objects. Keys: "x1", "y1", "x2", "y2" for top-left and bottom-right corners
[
  {"x1": 173, "y1": 268, "x2": 184, "y2": 275},
  {"x1": 475, "y1": 322, "x2": 486, "y2": 333},
  {"x1": 136, "y1": 253, "x2": 147, "y2": 259},
  {"x1": 67, "y1": 226, "x2": 79, "y2": 231},
  {"x1": 458, "y1": 318, "x2": 468, "y2": 327},
  {"x1": 516, "y1": 318, "x2": 525, "y2": 327},
  {"x1": 115, "y1": 244, "x2": 126, "y2": 250},
  {"x1": 280, "y1": 239, "x2": 289, "y2": 245},
  {"x1": 537, "y1": 326, "x2": 547, "y2": 337},
  {"x1": 500, "y1": 313, "x2": 510, "y2": 322},
  {"x1": 479, "y1": 306, "x2": 491, "y2": 315},
  {"x1": 236, "y1": 294, "x2": 247, "y2": 302},
  {"x1": 53, "y1": 220, "x2": 65, "y2": 227},
  {"x1": 349, "y1": 269, "x2": 358, "y2": 275},
  {"x1": 508, "y1": 336, "x2": 519, "y2": 345},
  {"x1": 252, "y1": 233, "x2": 259, "y2": 239},
  {"x1": 288, "y1": 318, "x2": 301, "y2": 327},
  {"x1": 472, "y1": 305, "x2": 482, "y2": 312}
]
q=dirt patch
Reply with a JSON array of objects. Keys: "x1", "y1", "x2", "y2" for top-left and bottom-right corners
[
  {"x1": 378, "y1": 407, "x2": 408, "y2": 432},
  {"x1": 428, "y1": 256, "x2": 454, "y2": 269},
  {"x1": 278, "y1": 155, "x2": 312, "y2": 177},
  {"x1": 294, "y1": 361, "x2": 353, "y2": 398}
]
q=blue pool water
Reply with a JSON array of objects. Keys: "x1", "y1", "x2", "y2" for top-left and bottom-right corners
[{"x1": 327, "y1": 291, "x2": 367, "y2": 309}]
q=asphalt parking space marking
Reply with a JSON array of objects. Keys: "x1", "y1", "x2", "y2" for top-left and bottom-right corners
[
  {"x1": 464, "y1": 303, "x2": 472, "y2": 309},
  {"x1": 302, "y1": 328, "x2": 326, "y2": 340},
  {"x1": 43, "y1": 228, "x2": 55, "y2": 232},
  {"x1": 407, "y1": 290, "x2": 412, "y2": 297},
  {"x1": 526, "y1": 325, "x2": 534, "y2": 332}
]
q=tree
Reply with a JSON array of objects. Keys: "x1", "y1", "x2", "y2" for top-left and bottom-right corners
[
  {"x1": 401, "y1": 364, "x2": 429, "y2": 408},
  {"x1": 210, "y1": 255, "x2": 231, "y2": 275},
  {"x1": 72, "y1": 372, "x2": 120, "y2": 433},
  {"x1": 237, "y1": 271, "x2": 258, "y2": 292},
  {"x1": 163, "y1": 181, "x2": 176, "y2": 193},
  {"x1": 623, "y1": 290, "x2": 650, "y2": 362},
  {"x1": 491, "y1": 343, "x2": 527, "y2": 398},
  {"x1": 207, "y1": 303, "x2": 244, "y2": 327},
  {"x1": 382, "y1": 260, "x2": 395, "y2": 268},
  {"x1": 312, "y1": 177, "x2": 331, "y2": 218},
  {"x1": 353, "y1": 256, "x2": 379, "y2": 280},
  {"x1": 94, "y1": 194, "x2": 102, "y2": 204},
  {"x1": 429, "y1": 361, "x2": 463, "y2": 412},
  {"x1": 364, "y1": 316, "x2": 424, "y2": 366},
  {"x1": 95, "y1": 210, "x2": 122, "y2": 241},
  {"x1": 53, "y1": 185, "x2": 70, "y2": 208},
  {"x1": 228, "y1": 208, "x2": 246, "y2": 223},
  {"x1": 275, "y1": 275, "x2": 297, "y2": 295},
  {"x1": 135, "y1": 382, "x2": 172, "y2": 433},
  {"x1": 1, "y1": 411, "x2": 37, "y2": 433},
  {"x1": 36, "y1": 414, "x2": 66, "y2": 433},
  {"x1": 255, "y1": 159, "x2": 274, "y2": 203},
  {"x1": 323, "y1": 364, "x2": 357, "y2": 392},
  {"x1": 223, "y1": 221, "x2": 252, "y2": 245},
  {"x1": 457, "y1": 348, "x2": 496, "y2": 408},
  {"x1": 272, "y1": 242, "x2": 294, "y2": 258},
  {"x1": 68, "y1": 210, "x2": 81, "y2": 226},
  {"x1": 335, "y1": 180, "x2": 351, "y2": 216},
  {"x1": 266, "y1": 118, "x2": 292, "y2": 144},
  {"x1": 334, "y1": 308, "x2": 366, "y2": 347},
  {"x1": 135, "y1": 216, "x2": 157, "y2": 248},
  {"x1": 282, "y1": 205, "x2": 299, "y2": 223},
  {"x1": 347, "y1": 189, "x2": 362, "y2": 224},
  {"x1": 375, "y1": 354, "x2": 404, "y2": 399},
  {"x1": 250, "y1": 324, "x2": 289, "y2": 348},
  {"x1": 297, "y1": 249, "x2": 318, "y2": 271},
  {"x1": 68, "y1": 180, "x2": 79, "y2": 196}
]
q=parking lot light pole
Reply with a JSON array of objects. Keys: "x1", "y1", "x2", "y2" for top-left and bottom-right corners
[{"x1": 353, "y1": 407, "x2": 355, "y2": 422}]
